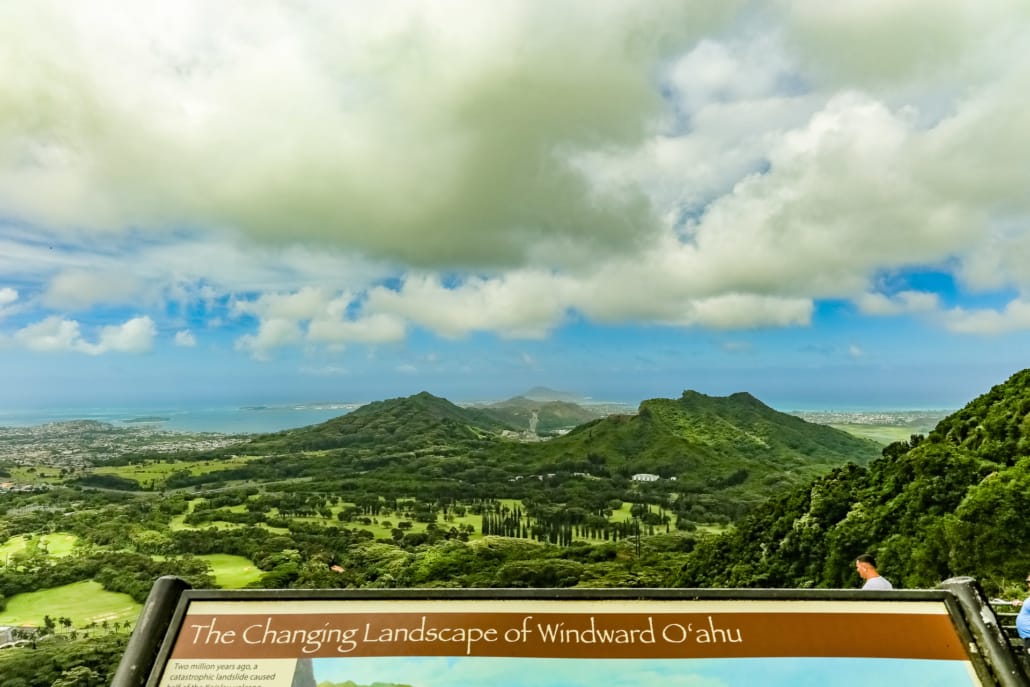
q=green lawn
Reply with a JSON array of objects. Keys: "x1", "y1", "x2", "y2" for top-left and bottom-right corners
[
  {"x1": 610, "y1": 502, "x2": 635, "y2": 523},
  {"x1": 830, "y1": 424, "x2": 911, "y2": 445},
  {"x1": 93, "y1": 455, "x2": 258, "y2": 489},
  {"x1": 168, "y1": 498, "x2": 288, "y2": 533},
  {"x1": 7, "y1": 466, "x2": 62, "y2": 485},
  {"x1": 0, "y1": 580, "x2": 140, "y2": 628},
  {"x1": 168, "y1": 496, "x2": 703, "y2": 547},
  {"x1": 0, "y1": 532, "x2": 80, "y2": 562},
  {"x1": 198, "y1": 554, "x2": 263, "y2": 588}
]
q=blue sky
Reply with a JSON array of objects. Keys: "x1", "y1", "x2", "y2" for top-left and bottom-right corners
[
  {"x1": 310, "y1": 656, "x2": 977, "y2": 687},
  {"x1": 2, "y1": 1, "x2": 1030, "y2": 412}
]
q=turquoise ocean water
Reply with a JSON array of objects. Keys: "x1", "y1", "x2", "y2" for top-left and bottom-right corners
[
  {"x1": 0, "y1": 402, "x2": 363, "y2": 434},
  {"x1": 0, "y1": 399, "x2": 950, "y2": 435}
]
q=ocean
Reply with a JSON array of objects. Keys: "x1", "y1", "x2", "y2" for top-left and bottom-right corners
[
  {"x1": 0, "y1": 399, "x2": 951, "y2": 436},
  {"x1": 0, "y1": 402, "x2": 364, "y2": 435}
]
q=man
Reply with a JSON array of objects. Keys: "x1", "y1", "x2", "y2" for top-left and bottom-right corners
[
  {"x1": 855, "y1": 553, "x2": 893, "y2": 590},
  {"x1": 1013, "y1": 574, "x2": 1030, "y2": 652}
]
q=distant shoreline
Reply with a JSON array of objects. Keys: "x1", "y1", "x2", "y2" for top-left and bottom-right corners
[{"x1": 0, "y1": 402, "x2": 953, "y2": 437}]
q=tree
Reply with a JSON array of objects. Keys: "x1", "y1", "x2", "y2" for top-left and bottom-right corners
[{"x1": 51, "y1": 666, "x2": 101, "y2": 687}]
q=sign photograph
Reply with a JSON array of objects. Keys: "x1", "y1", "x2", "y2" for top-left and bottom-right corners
[{"x1": 151, "y1": 595, "x2": 985, "y2": 687}]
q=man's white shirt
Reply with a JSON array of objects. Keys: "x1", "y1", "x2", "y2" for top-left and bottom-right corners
[{"x1": 862, "y1": 576, "x2": 893, "y2": 590}]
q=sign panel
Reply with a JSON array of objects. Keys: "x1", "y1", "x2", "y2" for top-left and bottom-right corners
[{"x1": 152, "y1": 596, "x2": 984, "y2": 687}]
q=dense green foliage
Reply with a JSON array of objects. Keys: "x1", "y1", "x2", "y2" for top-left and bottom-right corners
[
  {"x1": 0, "y1": 632, "x2": 130, "y2": 687},
  {"x1": 474, "y1": 396, "x2": 605, "y2": 434},
  {"x1": 150, "y1": 390, "x2": 879, "y2": 524},
  {"x1": 677, "y1": 369, "x2": 1030, "y2": 595},
  {"x1": 5, "y1": 374, "x2": 1030, "y2": 685}
]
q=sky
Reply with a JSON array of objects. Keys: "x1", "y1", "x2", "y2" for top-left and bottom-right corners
[{"x1": 2, "y1": 1, "x2": 1030, "y2": 412}]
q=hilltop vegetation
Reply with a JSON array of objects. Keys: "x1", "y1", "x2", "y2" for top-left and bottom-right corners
[
  {"x1": 80, "y1": 389, "x2": 879, "y2": 526},
  {"x1": 3, "y1": 374, "x2": 1029, "y2": 684},
  {"x1": 679, "y1": 369, "x2": 1030, "y2": 594},
  {"x1": 475, "y1": 395, "x2": 607, "y2": 435}
]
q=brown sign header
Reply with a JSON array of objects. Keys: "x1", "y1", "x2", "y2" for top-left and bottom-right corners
[{"x1": 168, "y1": 601, "x2": 969, "y2": 661}]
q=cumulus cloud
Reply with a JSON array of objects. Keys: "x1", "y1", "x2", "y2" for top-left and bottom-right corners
[
  {"x1": 0, "y1": 287, "x2": 17, "y2": 320},
  {"x1": 14, "y1": 317, "x2": 84, "y2": 353},
  {"x1": 0, "y1": 1, "x2": 737, "y2": 268},
  {"x1": 944, "y1": 298, "x2": 1030, "y2": 335},
  {"x1": 230, "y1": 287, "x2": 407, "y2": 358},
  {"x1": 234, "y1": 318, "x2": 303, "y2": 361},
  {"x1": 367, "y1": 273, "x2": 570, "y2": 339},
  {"x1": 97, "y1": 316, "x2": 157, "y2": 353},
  {"x1": 174, "y1": 329, "x2": 196, "y2": 347},
  {"x1": 779, "y1": 0, "x2": 1027, "y2": 87},
  {"x1": 307, "y1": 314, "x2": 406, "y2": 345},
  {"x1": 42, "y1": 270, "x2": 145, "y2": 310},
  {"x1": 856, "y1": 290, "x2": 940, "y2": 315},
  {"x1": 13, "y1": 315, "x2": 155, "y2": 354},
  {"x1": 3, "y1": 0, "x2": 1030, "y2": 354}
]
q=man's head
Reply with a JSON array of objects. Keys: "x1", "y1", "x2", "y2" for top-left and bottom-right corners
[{"x1": 855, "y1": 553, "x2": 879, "y2": 580}]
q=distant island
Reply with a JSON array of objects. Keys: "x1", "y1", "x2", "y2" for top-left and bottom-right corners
[{"x1": 121, "y1": 416, "x2": 169, "y2": 424}]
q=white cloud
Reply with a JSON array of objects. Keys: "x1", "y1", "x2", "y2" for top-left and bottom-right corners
[
  {"x1": 229, "y1": 287, "x2": 406, "y2": 355},
  {"x1": 0, "y1": 287, "x2": 17, "y2": 320},
  {"x1": 14, "y1": 317, "x2": 85, "y2": 353},
  {"x1": 2, "y1": 0, "x2": 1030, "y2": 349},
  {"x1": 849, "y1": 344, "x2": 864, "y2": 358},
  {"x1": 944, "y1": 298, "x2": 1030, "y2": 334},
  {"x1": 42, "y1": 270, "x2": 144, "y2": 309},
  {"x1": 307, "y1": 314, "x2": 406, "y2": 345},
  {"x1": 856, "y1": 290, "x2": 940, "y2": 315},
  {"x1": 174, "y1": 329, "x2": 196, "y2": 347},
  {"x1": 233, "y1": 287, "x2": 331, "y2": 321},
  {"x1": 234, "y1": 318, "x2": 303, "y2": 360},
  {"x1": 0, "y1": 1, "x2": 736, "y2": 268},
  {"x1": 779, "y1": 0, "x2": 1027, "y2": 88},
  {"x1": 367, "y1": 273, "x2": 570, "y2": 339},
  {"x1": 13, "y1": 315, "x2": 154, "y2": 354},
  {"x1": 684, "y1": 293, "x2": 812, "y2": 329},
  {"x1": 97, "y1": 316, "x2": 156, "y2": 353}
]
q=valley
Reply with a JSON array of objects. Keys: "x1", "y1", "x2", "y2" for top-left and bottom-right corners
[{"x1": 1, "y1": 375, "x2": 1027, "y2": 684}]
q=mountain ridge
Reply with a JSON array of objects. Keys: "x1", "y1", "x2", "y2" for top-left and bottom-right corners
[
  {"x1": 170, "y1": 386, "x2": 880, "y2": 524},
  {"x1": 677, "y1": 367, "x2": 1030, "y2": 591}
]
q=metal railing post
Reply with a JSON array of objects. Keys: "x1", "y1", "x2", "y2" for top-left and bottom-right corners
[
  {"x1": 111, "y1": 575, "x2": 192, "y2": 687},
  {"x1": 940, "y1": 576, "x2": 1029, "y2": 687}
]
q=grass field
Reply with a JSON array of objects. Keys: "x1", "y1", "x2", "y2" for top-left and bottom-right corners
[
  {"x1": 168, "y1": 501, "x2": 289, "y2": 533},
  {"x1": 197, "y1": 553, "x2": 263, "y2": 588},
  {"x1": 165, "y1": 496, "x2": 707, "y2": 547},
  {"x1": 93, "y1": 455, "x2": 258, "y2": 488},
  {"x1": 831, "y1": 424, "x2": 916, "y2": 445},
  {"x1": 0, "y1": 580, "x2": 140, "y2": 628},
  {"x1": 7, "y1": 466, "x2": 63, "y2": 485},
  {"x1": 0, "y1": 532, "x2": 79, "y2": 563}
]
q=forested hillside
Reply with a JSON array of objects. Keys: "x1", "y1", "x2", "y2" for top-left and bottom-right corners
[
  {"x1": 2, "y1": 378, "x2": 1019, "y2": 685},
  {"x1": 476, "y1": 395, "x2": 606, "y2": 435},
  {"x1": 678, "y1": 369, "x2": 1030, "y2": 594},
  {"x1": 554, "y1": 390, "x2": 880, "y2": 492},
  {"x1": 105, "y1": 389, "x2": 879, "y2": 523}
]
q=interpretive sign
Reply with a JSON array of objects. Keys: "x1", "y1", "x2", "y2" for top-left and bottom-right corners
[{"x1": 140, "y1": 589, "x2": 993, "y2": 687}]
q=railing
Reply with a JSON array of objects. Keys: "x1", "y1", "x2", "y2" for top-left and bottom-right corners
[{"x1": 988, "y1": 599, "x2": 1029, "y2": 677}]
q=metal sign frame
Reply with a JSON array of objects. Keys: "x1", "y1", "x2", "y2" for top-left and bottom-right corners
[{"x1": 110, "y1": 579, "x2": 1024, "y2": 687}]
